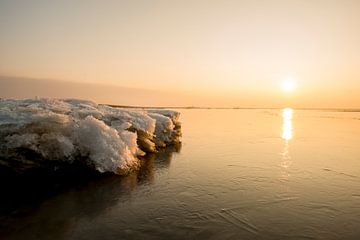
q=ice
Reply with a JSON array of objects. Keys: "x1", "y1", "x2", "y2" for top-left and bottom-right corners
[
  {"x1": 0, "y1": 98, "x2": 181, "y2": 175},
  {"x1": 75, "y1": 116, "x2": 138, "y2": 173},
  {"x1": 148, "y1": 109, "x2": 182, "y2": 145}
]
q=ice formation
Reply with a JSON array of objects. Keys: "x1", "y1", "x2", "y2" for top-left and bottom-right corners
[{"x1": 0, "y1": 99, "x2": 181, "y2": 175}]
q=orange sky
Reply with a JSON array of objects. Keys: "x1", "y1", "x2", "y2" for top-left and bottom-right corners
[{"x1": 1, "y1": 0, "x2": 360, "y2": 108}]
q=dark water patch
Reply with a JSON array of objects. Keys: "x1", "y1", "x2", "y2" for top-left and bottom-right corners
[{"x1": 0, "y1": 145, "x2": 181, "y2": 239}]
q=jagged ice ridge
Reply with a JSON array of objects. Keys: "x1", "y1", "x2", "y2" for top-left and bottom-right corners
[{"x1": 0, "y1": 99, "x2": 181, "y2": 174}]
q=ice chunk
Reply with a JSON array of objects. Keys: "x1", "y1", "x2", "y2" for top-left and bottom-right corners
[
  {"x1": 148, "y1": 109, "x2": 182, "y2": 144},
  {"x1": 0, "y1": 98, "x2": 181, "y2": 175},
  {"x1": 75, "y1": 116, "x2": 138, "y2": 173}
]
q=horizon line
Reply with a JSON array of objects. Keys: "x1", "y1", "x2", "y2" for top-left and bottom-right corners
[{"x1": 106, "y1": 104, "x2": 360, "y2": 112}]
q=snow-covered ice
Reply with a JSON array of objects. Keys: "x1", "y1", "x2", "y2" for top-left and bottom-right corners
[{"x1": 0, "y1": 99, "x2": 181, "y2": 174}]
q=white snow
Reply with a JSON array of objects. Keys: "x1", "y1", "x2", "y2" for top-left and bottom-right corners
[{"x1": 0, "y1": 98, "x2": 181, "y2": 174}]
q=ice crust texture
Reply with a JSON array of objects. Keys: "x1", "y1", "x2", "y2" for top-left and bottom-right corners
[{"x1": 0, "y1": 99, "x2": 181, "y2": 174}]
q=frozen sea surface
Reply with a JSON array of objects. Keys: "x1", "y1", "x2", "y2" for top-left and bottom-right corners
[{"x1": 1, "y1": 109, "x2": 360, "y2": 240}]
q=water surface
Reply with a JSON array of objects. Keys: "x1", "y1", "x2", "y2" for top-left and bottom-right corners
[{"x1": 1, "y1": 109, "x2": 360, "y2": 240}]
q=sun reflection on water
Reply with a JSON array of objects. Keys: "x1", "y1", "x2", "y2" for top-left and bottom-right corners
[
  {"x1": 282, "y1": 108, "x2": 293, "y2": 141},
  {"x1": 280, "y1": 108, "x2": 294, "y2": 179}
]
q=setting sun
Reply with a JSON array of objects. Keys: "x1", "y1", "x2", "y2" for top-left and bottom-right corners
[{"x1": 281, "y1": 78, "x2": 297, "y2": 93}]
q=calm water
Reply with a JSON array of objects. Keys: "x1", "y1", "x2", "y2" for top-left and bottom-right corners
[{"x1": 1, "y1": 109, "x2": 360, "y2": 240}]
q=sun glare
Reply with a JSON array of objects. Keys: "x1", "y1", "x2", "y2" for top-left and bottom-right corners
[
  {"x1": 281, "y1": 78, "x2": 297, "y2": 92},
  {"x1": 282, "y1": 108, "x2": 293, "y2": 141}
]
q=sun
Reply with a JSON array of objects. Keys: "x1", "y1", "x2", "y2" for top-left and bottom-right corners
[{"x1": 281, "y1": 78, "x2": 297, "y2": 92}]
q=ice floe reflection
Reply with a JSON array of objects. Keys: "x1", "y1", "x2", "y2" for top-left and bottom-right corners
[{"x1": 0, "y1": 143, "x2": 181, "y2": 238}]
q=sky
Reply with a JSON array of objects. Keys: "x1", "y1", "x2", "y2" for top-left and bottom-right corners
[{"x1": 1, "y1": 0, "x2": 360, "y2": 108}]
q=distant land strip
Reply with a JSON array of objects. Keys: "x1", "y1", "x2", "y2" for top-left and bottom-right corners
[{"x1": 106, "y1": 104, "x2": 360, "y2": 112}]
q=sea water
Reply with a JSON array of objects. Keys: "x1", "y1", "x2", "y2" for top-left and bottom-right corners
[{"x1": 1, "y1": 109, "x2": 360, "y2": 239}]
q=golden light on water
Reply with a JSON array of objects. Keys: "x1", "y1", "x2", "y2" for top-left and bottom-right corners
[
  {"x1": 280, "y1": 108, "x2": 294, "y2": 179},
  {"x1": 282, "y1": 108, "x2": 293, "y2": 141}
]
